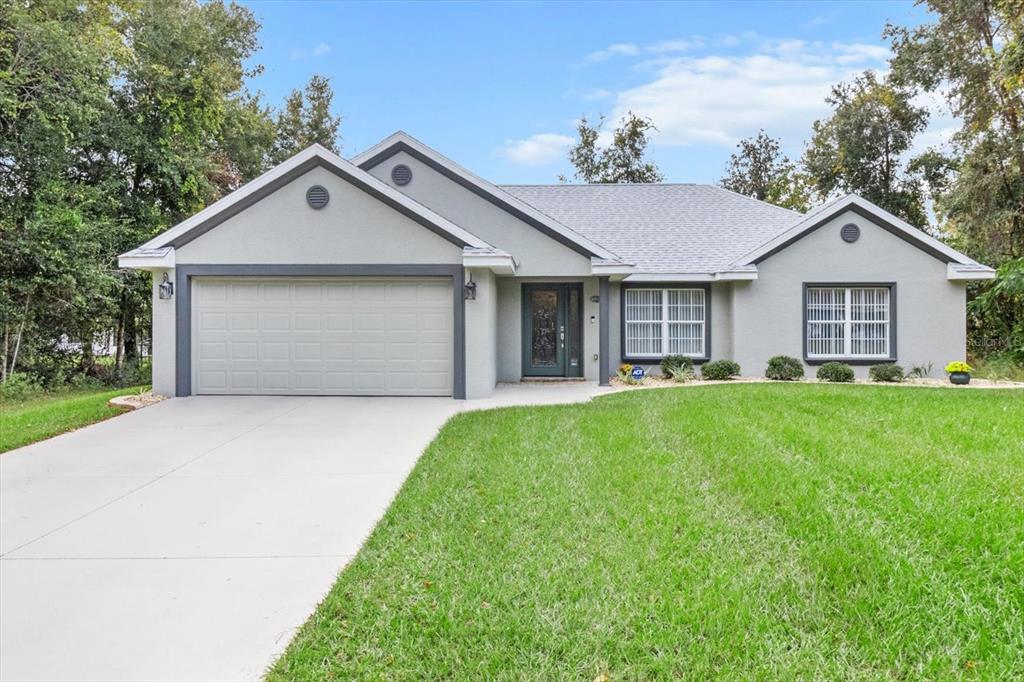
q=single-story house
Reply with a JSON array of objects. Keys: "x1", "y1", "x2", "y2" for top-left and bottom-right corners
[{"x1": 120, "y1": 131, "x2": 995, "y2": 399}]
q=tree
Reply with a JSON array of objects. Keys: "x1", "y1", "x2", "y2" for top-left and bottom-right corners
[
  {"x1": 803, "y1": 71, "x2": 929, "y2": 227},
  {"x1": 886, "y1": 0, "x2": 1024, "y2": 360},
  {"x1": 82, "y1": 0, "x2": 269, "y2": 373},
  {"x1": 720, "y1": 130, "x2": 812, "y2": 211},
  {"x1": 0, "y1": 0, "x2": 119, "y2": 382},
  {"x1": 886, "y1": 0, "x2": 1023, "y2": 264},
  {"x1": 270, "y1": 74, "x2": 342, "y2": 164},
  {"x1": 210, "y1": 92, "x2": 277, "y2": 193},
  {"x1": 564, "y1": 112, "x2": 663, "y2": 183}
]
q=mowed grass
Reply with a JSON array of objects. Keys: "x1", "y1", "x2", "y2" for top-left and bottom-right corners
[
  {"x1": 0, "y1": 386, "x2": 147, "y2": 453},
  {"x1": 270, "y1": 384, "x2": 1024, "y2": 680}
]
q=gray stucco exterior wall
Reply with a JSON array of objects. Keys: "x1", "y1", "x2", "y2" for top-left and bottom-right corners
[
  {"x1": 464, "y1": 268, "x2": 497, "y2": 398},
  {"x1": 175, "y1": 166, "x2": 463, "y2": 266},
  {"x1": 730, "y1": 209, "x2": 966, "y2": 377},
  {"x1": 363, "y1": 151, "x2": 594, "y2": 276},
  {"x1": 150, "y1": 269, "x2": 176, "y2": 396}
]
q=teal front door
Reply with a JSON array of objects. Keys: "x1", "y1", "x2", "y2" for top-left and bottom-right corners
[{"x1": 522, "y1": 284, "x2": 583, "y2": 377}]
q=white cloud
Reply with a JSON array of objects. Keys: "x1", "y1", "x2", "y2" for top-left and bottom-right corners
[
  {"x1": 833, "y1": 43, "x2": 891, "y2": 65},
  {"x1": 605, "y1": 39, "x2": 893, "y2": 149},
  {"x1": 500, "y1": 133, "x2": 574, "y2": 166},
  {"x1": 585, "y1": 43, "x2": 641, "y2": 62},
  {"x1": 289, "y1": 42, "x2": 331, "y2": 60}
]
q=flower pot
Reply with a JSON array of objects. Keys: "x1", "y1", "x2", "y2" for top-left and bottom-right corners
[{"x1": 949, "y1": 371, "x2": 971, "y2": 385}]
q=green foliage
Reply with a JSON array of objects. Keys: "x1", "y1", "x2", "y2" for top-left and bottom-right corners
[
  {"x1": 765, "y1": 355, "x2": 804, "y2": 381},
  {"x1": 803, "y1": 71, "x2": 929, "y2": 227},
  {"x1": 905, "y1": 363, "x2": 933, "y2": 379},
  {"x1": 701, "y1": 359, "x2": 741, "y2": 381},
  {"x1": 660, "y1": 354, "x2": 692, "y2": 376},
  {"x1": 270, "y1": 74, "x2": 343, "y2": 164},
  {"x1": 564, "y1": 112, "x2": 663, "y2": 183},
  {"x1": 720, "y1": 130, "x2": 811, "y2": 211},
  {"x1": 1, "y1": 0, "x2": 274, "y2": 387},
  {"x1": 970, "y1": 354, "x2": 1024, "y2": 382},
  {"x1": 666, "y1": 364, "x2": 695, "y2": 383},
  {"x1": 816, "y1": 361, "x2": 855, "y2": 383},
  {"x1": 869, "y1": 363, "x2": 905, "y2": 382},
  {"x1": 886, "y1": 3, "x2": 1024, "y2": 357},
  {"x1": 0, "y1": 373, "x2": 43, "y2": 402},
  {"x1": 968, "y1": 259, "x2": 1024, "y2": 362}
]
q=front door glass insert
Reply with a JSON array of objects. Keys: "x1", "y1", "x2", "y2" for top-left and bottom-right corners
[{"x1": 530, "y1": 290, "x2": 559, "y2": 367}]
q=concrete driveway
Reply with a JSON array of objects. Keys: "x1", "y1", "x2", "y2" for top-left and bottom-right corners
[{"x1": 0, "y1": 384, "x2": 604, "y2": 681}]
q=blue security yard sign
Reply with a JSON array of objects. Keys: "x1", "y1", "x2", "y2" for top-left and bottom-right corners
[{"x1": 631, "y1": 366, "x2": 645, "y2": 381}]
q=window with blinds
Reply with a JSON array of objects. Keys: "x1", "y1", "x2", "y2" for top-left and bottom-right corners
[
  {"x1": 806, "y1": 286, "x2": 891, "y2": 358},
  {"x1": 624, "y1": 288, "x2": 706, "y2": 358}
]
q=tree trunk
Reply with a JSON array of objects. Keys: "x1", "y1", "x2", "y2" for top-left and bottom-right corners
[
  {"x1": 114, "y1": 306, "x2": 125, "y2": 373},
  {"x1": 2, "y1": 320, "x2": 8, "y2": 383},
  {"x1": 81, "y1": 333, "x2": 95, "y2": 375},
  {"x1": 8, "y1": 298, "x2": 29, "y2": 380},
  {"x1": 124, "y1": 301, "x2": 138, "y2": 363}
]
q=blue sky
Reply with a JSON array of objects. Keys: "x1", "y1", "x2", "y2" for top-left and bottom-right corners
[{"x1": 242, "y1": 1, "x2": 937, "y2": 184}]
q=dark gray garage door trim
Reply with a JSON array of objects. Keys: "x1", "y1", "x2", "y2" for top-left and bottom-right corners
[{"x1": 175, "y1": 264, "x2": 466, "y2": 399}]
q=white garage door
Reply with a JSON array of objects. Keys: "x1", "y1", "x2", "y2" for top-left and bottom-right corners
[{"x1": 191, "y1": 277, "x2": 453, "y2": 396}]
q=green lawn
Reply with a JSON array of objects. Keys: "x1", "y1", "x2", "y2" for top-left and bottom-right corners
[
  {"x1": 270, "y1": 384, "x2": 1024, "y2": 680},
  {"x1": 0, "y1": 386, "x2": 147, "y2": 453}
]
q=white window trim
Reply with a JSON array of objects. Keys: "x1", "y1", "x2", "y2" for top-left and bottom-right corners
[
  {"x1": 624, "y1": 287, "x2": 707, "y2": 359},
  {"x1": 805, "y1": 285, "x2": 893, "y2": 360}
]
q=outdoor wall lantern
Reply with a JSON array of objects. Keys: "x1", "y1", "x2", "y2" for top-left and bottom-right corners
[
  {"x1": 158, "y1": 273, "x2": 174, "y2": 300},
  {"x1": 463, "y1": 275, "x2": 477, "y2": 301}
]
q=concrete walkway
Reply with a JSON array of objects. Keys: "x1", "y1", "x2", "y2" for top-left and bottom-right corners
[{"x1": 0, "y1": 383, "x2": 607, "y2": 681}]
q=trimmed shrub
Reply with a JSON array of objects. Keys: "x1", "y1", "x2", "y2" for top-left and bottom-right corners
[
  {"x1": 701, "y1": 359, "x2": 740, "y2": 381},
  {"x1": 667, "y1": 364, "x2": 696, "y2": 382},
  {"x1": 816, "y1": 361, "x2": 855, "y2": 383},
  {"x1": 660, "y1": 354, "x2": 692, "y2": 376},
  {"x1": 765, "y1": 355, "x2": 804, "y2": 381},
  {"x1": 869, "y1": 363, "x2": 904, "y2": 382}
]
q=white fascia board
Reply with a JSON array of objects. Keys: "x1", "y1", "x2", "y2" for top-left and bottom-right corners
[
  {"x1": 591, "y1": 263, "x2": 635, "y2": 277},
  {"x1": 464, "y1": 253, "x2": 517, "y2": 275},
  {"x1": 352, "y1": 131, "x2": 622, "y2": 262},
  {"x1": 731, "y1": 194, "x2": 987, "y2": 268},
  {"x1": 118, "y1": 248, "x2": 175, "y2": 270},
  {"x1": 947, "y1": 263, "x2": 996, "y2": 280},
  {"x1": 624, "y1": 272, "x2": 716, "y2": 282},
  {"x1": 133, "y1": 144, "x2": 491, "y2": 252},
  {"x1": 714, "y1": 269, "x2": 758, "y2": 281}
]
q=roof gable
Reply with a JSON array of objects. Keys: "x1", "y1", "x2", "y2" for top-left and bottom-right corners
[
  {"x1": 129, "y1": 144, "x2": 491, "y2": 255},
  {"x1": 732, "y1": 194, "x2": 988, "y2": 270},
  {"x1": 351, "y1": 132, "x2": 622, "y2": 262}
]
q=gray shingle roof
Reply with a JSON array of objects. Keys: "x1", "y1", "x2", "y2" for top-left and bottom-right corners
[{"x1": 499, "y1": 183, "x2": 802, "y2": 273}]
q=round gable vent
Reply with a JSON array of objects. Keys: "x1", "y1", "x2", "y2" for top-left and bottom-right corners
[
  {"x1": 306, "y1": 185, "x2": 329, "y2": 209},
  {"x1": 391, "y1": 164, "x2": 412, "y2": 186},
  {"x1": 840, "y1": 223, "x2": 860, "y2": 243}
]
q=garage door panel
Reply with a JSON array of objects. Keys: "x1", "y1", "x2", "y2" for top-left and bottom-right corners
[
  {"x1": 231, "y1": 342, "x2": 258, "y2": 360},
  {"x1": 192, "y1": 278, "x2": 452, "y2": 396},
  {"x1": 261, "y1": 342, "x2": 290, "y2": 361},
  {"x1": 230, "y1": 371, "x2": 258, "y2": 390}
]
